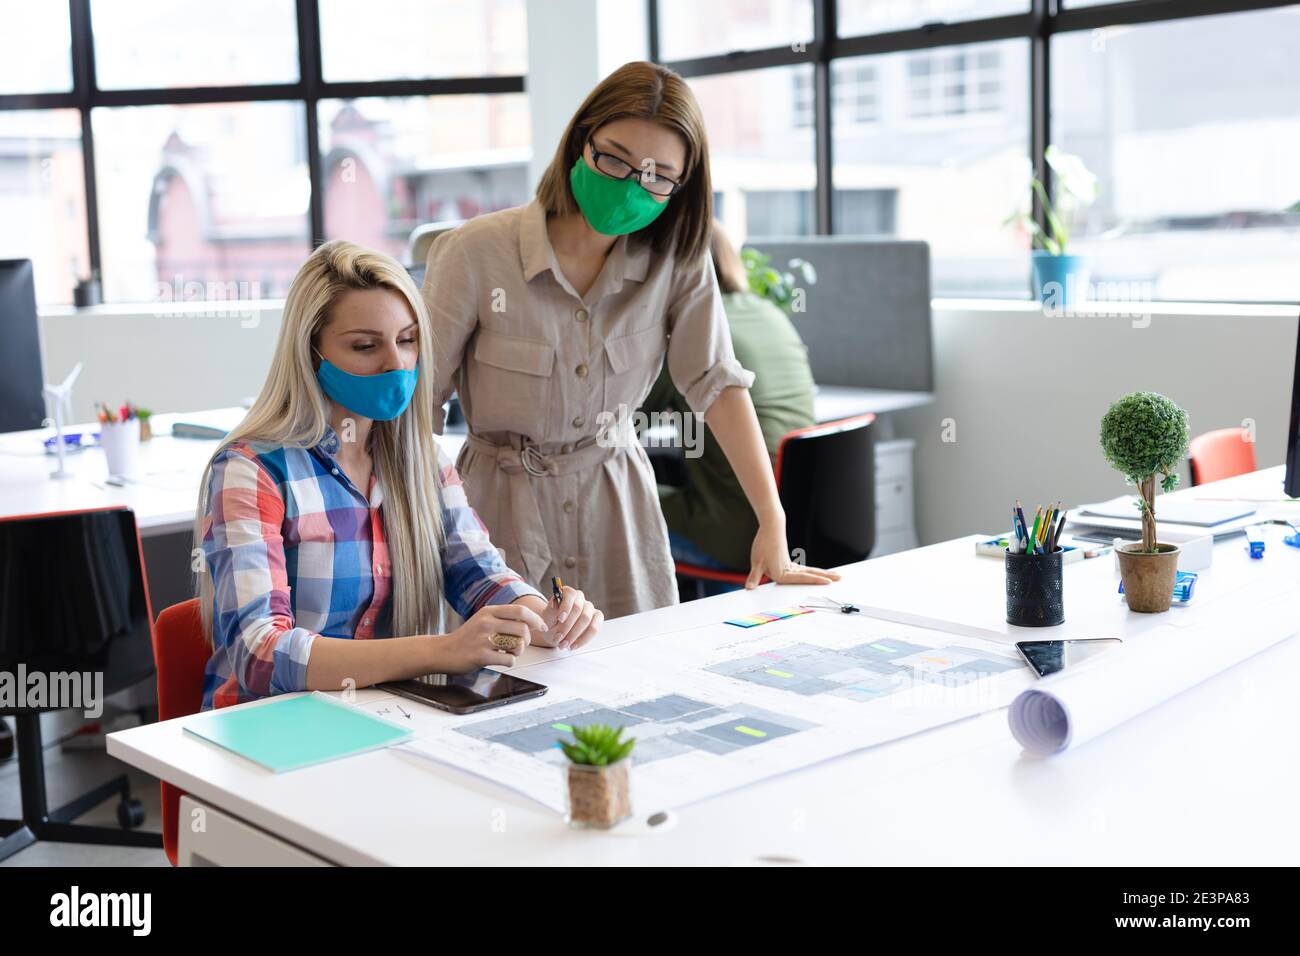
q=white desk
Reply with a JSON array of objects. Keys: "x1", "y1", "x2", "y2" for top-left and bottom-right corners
[
  {"x1": 107, "y1": 466, "x2": 1300, "y2": 865},
  {"x1": 0, "y1": 408, "x2": 468, "y2": 537},
  {"x1": 811, "y1": 384, "x2": 933, "y2": 420},
  {"x1": 0, "y1": 390, "x2": 925, "y2": 538}
]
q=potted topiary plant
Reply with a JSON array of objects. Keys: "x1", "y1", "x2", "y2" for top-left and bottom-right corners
[
  {"x1": 560, "y1": 723, "x2": 634, "y2": 829},
  {"x1": 1100, "y1": 391, "x2": 1190, "y2": 613},
  {"x1": 1006, "y1": 146, "x2": 1099, "y2": 310}
]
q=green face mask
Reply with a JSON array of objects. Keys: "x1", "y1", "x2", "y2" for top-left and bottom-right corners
[{"x1": 569, "y1": 156, "x2": 671, "y2": 236}]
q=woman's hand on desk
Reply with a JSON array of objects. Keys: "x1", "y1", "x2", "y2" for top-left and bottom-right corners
[
  {"x1": 438, "y1": 603, "x2": 548, "y2": 670},
  {"x1": 514, "y1": 589, "x2": 603, "y2": 651},
  {"x1": 747, "y1": 521, "x2": 842, "y2": 589}
]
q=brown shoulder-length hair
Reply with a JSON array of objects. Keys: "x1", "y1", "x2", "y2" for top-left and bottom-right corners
[
  {"x1": 535, "y1": 61, "x2": 713, "y2": 265},
  {"x1": 710, "y1": 219, "x2": 749, "y2": 295}
]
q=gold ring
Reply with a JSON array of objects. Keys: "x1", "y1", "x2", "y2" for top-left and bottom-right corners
[{"x1": 489, "y1": 633, "x2": 523, "y2": 653}]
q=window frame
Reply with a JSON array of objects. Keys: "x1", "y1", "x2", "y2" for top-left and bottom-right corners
[
  {"x1": 0, "y1": 0, "x2": 526, "y2": 290},
  {"x1": 647, "y1": 0, "x2": 1300, "y2": 300}
]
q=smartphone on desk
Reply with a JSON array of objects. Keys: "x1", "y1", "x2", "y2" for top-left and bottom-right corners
[
  {"x1": 1015, "y1": 638, "x2": 1122, "y2": 679},
  {"x1": 378, "y1": 669, "x2": 547, "y2": 715}
]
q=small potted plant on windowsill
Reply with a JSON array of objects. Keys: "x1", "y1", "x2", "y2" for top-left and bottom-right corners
[
  {"x1": 1100, "y1": 391, "x2": 1190, "y2": 613},
  {"x1": 561, "y1": 724, "x2": 634, "y2": 829},
  {"x1": 1006, "y1": 146, "x2": 1099, "y2": 310}
]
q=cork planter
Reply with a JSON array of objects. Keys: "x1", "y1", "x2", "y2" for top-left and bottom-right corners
[
  {"x1": 564, "y1": 758, "x2": 632, "y2": 829},
  {"x1": 1117, "y1": 542, "x2": 1181, "y2": 613}
]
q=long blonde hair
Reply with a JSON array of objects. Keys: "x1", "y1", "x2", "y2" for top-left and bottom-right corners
[{"x1": 194, "y1": 240, "x2": 446, "y2": 644}]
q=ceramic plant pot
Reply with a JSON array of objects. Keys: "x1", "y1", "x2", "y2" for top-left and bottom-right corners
[{"x1": 1117, "y1": 542, "x2": 1181, "y2": 613}]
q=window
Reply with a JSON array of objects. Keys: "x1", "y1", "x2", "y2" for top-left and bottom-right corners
[
  {"x1": 657, "y1": 0, "x2": 814, "y2": 60},
  {"x1": 92, "y1": 102, "x2": 310, "y2": 303},
  {"x1": 90, "y1": 0, "x2": 300, "y2": 89},
  {"x1": 319, "y1": 94, "x2": 531, "y2": 260},
  {"x1": 838, "y1": 0, "x2": 1027, "y2": 37},
  {"x1": 834, "y1": 188, "x2": 898, "y2": 235},
  {"x1": 833, "y1": 40, "x2": 1027, "y2": 295},
  {"x1": 0, "y1": 1, "x2": 72, "y2": 94},
  {"x1": 0, "y1": 110, "x2": 88, "y2": 304},
  {"x1": 799, "y1": 66, "x2": 880, "y2": 132},
  {"x1": 0, "y1": 2, "x2": 527, "y2": 304},
  {"x1": 792, "y1": 72, "x2": 814, "y2": 129},
  {"x1": 748, "y1": 190, "x2": 816, "y2": 235},
  {"x1": 835, "y1": 65, "x2": 879, "y2": 125},
  {"x1": 656, "y1": 0, "x2": 1295, "y2": 301},
  {"x1": 318, "y1": 0, "x2": 527, "y2": 81},
  {"x1": 907, "y1": 48, "x2": 1002, "y2": 119},
  {"x1": 1052, "y1": 7, "x2": 1300, "y2": 302},
  {"x1": 689, "y1": 65, "x2": 818, "y2": 238}
]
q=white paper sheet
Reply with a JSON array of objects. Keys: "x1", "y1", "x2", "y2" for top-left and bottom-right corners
[
  {"x1": 1009, "y1": 577, "x2": 1300, "y2": 756},
  {"x1": 362, "y1": 609, "x2": 1037, "y2": 812}
]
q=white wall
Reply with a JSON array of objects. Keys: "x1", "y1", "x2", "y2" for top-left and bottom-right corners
[
  {"x1": 38, "y1": 301, "x2": 285, "y2": 424},
  {"x1": 38, "y1": 300, "x2": 1299, "y2": 547},
  {"x1": 892, "y1": 301, "x2": 1299, "y2": 544}
]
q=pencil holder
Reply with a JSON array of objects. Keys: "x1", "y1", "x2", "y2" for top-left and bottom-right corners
[
  {"x1": 100, "y1": 417, "x2": 141, "y2": 479},
  {"x1": 1005, "y1": 547, "x2": 1064, "y2": 627}
]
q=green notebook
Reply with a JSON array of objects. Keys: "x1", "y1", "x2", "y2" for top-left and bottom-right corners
[{"x1": 183, "y1": 691, "x2": 413, "y2": 772}]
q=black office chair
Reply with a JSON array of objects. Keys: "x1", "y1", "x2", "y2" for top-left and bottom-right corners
[
  {"x1": 0, "y1": 506, "x2": 162, "y2": 862},
  {"x1": 675, "y1": 413, "x2": 877, "y2": 596}
]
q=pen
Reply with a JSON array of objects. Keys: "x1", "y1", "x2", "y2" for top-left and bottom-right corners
[{"x1": 551, "y1": 575, "x2": 564, "y2": 609}]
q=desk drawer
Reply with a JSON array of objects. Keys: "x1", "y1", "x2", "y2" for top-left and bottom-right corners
[
  {"x1": 872, "y1": 438, "x2": 914, "y2": 483},
  {"x1": 875, "y1": 476, "x2": 913, "y2": 532},
  {"x1": 178, "y1": 795, "x2": 335, "y2": 867}
]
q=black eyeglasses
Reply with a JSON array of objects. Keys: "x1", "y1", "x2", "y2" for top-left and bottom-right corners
[{"x1": 587, "y1": 140, "x2": 684, "y2": 197}]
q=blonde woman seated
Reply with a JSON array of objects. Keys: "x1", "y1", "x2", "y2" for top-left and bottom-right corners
[{"x1": 194, "y1": 241, "x2": 602, "y2": 710}]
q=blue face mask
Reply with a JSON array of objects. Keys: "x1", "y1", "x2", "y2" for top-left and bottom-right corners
[{"x1": 313, "y1": 348, "x2": 418, "y2": 422}]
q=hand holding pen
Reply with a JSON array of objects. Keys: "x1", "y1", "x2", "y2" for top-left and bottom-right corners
[{"x1": 533, "y1": 575, "x2": 604, "y2": 651}]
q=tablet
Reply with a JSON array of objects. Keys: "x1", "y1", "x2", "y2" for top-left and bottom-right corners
[
  {"x1": 1015, "y1": 638, "x2": 1122, "y2": 679},
  {"x1": 378, "y1": 668, "x2": 547, "y2": 715}
]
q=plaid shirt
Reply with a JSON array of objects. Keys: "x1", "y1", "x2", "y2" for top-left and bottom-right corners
[{"x1": 200, "y1": 426, "x2": 541, "y2": 710}]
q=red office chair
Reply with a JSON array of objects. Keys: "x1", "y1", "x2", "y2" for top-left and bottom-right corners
[
  {"x1": 675, "y1": 413, "x2": 877, "y2": 596},
  {"x1": 1188, "y1": 427, "x2": 1257, "y2": 486},
  {"x1": 152, "y1": 598, "x2": 209, "y2": 866}
]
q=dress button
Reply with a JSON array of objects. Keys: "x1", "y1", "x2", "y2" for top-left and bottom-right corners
[
  {"x1": 362, "y1": 618, "x2": 371, "y2": 627},
  {"x1": 575, "y1": 363, "x2": 588, "y2": 378},
  {"x1": 575, "y1": 308, "x2": 588, "y2": 322},
  {"x1": 563, "y1": 500, "x2": 575, "y2": 513},
  {"x1": 564, "y1": 556, "x2": 577, "y2": 569},
  {"x1": 572, "y1": 415, "x2": 585, "y2": 429},
  {"x1": 330, "y1": 468, "x2": 339, "y2": 476}
]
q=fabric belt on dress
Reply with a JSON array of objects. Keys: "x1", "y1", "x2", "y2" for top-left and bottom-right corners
[{"x1": 464, "y1": 432, "x2": 627, "y2": 585}]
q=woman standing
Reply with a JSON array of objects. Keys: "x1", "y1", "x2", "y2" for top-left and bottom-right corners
[{"x1": 422, "y1": 61, "x2": 839, "y2": 618}]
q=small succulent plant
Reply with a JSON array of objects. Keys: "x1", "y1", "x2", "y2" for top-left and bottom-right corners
[{"x1": 559, "y1": 724, "x2": 635, "y2": 766}]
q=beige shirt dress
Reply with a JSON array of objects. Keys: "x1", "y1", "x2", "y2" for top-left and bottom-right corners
[{"x1": 420, "y1": 200, "x2": 755, "y2": 618}]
